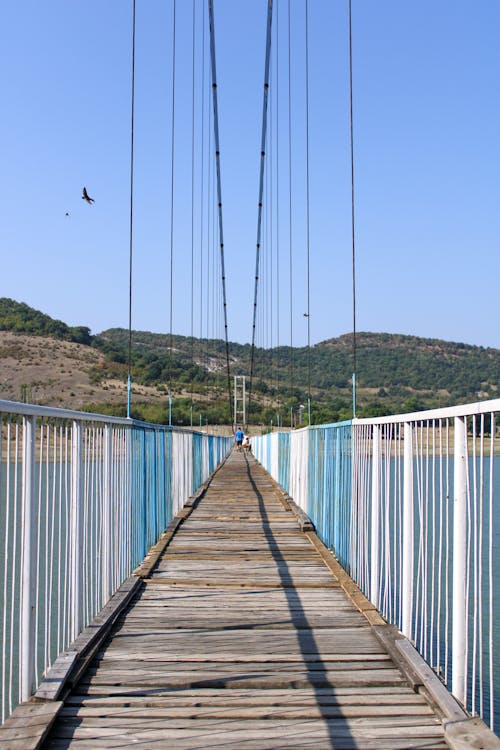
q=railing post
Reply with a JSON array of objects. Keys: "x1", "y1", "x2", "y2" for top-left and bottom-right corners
[
  {"x1": 102, "y1": 424, "x2": 113, "y2": 603},
  {"x1": 370, "y1": 424, "x2": 381, "y2": 608},
  {"x1": 452, "y1": 415, "x2": 467, "y2": 704},
  {"x1": 402, "y1": 422, "x2": 414, "y2": 639},
  {"x1": 20, "y1": 415, "x2": 36, "y2": 701},
  {"x1": 70, "y1": 420, "x2": 83, "y2": 640}
]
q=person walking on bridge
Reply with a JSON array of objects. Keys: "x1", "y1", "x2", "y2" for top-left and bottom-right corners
[{"x1": 234, "y1": 426, "x2": 244, "y2": 451}]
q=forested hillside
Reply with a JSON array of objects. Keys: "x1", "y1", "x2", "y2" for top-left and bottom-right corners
[
  {"x1": 0, "y1": 298, "x2": 91, "y2": 344},
  {"x1": 0, "y1": 298, "x2": 498, "y2": 425}
]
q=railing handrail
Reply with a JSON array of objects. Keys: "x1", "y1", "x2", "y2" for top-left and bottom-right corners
[
  {"x1": 353, "y1": 397, "x2": 500, "y2": 425},
  {"x1": 0, "y1": 399, "x2": 221, "y2": 435}
]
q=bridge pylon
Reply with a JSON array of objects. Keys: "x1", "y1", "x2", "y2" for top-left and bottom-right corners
[{"x1": 233, "y1": 375, "x2": 246, "y2": 431}]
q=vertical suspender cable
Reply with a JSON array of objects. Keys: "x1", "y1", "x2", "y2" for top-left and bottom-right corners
[
  {"x1": 275, "y1": 1, "x2": 281, "y2": 426},
  {"x1": 287, "y1": 0, "x2": 294, "y2": 428},
  {"x1": 348, "y1": 0, "x2": 357, "y2": 417},
  {"x1": 305, "y1": 0, "x2": 311, "y2": 425},
  {"x1": 248, "y1": 0, "x2": 274, "y2": 426},
  {"x1": 270, "y1": 115, "x2": 273, "y2": 357},
  {"x1": 208, "y1": 0, "x2": 233, "y2": 426},
  {"x1": 127, "y1": 0, "x2": 137, "y2": 419},
  {"x1": 199, "y1": 1, "x2": 205, "y2": 346},
  {"x1": 168, "y1": 0, "x2": 177, "y2": 426},
  {"x1": 190, "y1": 0, "x2": 196, "y2": 427}
]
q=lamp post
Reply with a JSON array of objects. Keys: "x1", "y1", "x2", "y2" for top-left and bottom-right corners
[{"x1": 298, "y1": 404, "x2": 305, "y2": 426}]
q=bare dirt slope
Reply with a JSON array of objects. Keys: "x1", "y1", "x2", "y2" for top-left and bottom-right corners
[{"x1": 0, "y1": 331, "x2": 163, "y2": 409}]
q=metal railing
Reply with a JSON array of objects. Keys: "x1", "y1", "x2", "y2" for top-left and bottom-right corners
[
  {"x1": 253, "y1": 399, "x2": 500, "y2": 731},
  {"x1": 0, "y1": 400, "x2": 232, "y2": 722}
]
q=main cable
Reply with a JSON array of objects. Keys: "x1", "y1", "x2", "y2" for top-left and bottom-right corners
[
  {"x1": 127, "y1": 0, "x2": 137, "y2": 419},
  {"x1": 287, "y1": 0, "x2": 294, "y2": 428},
  {"x1": 168, "y1": 0, "x2": 176, "y2": 426},
  {"x1": 305, "y1": 0, "x2": 311, "y2": 425},
  {"x1": 275, "y1": 0, "x2": 281, "y2": 427},
  {"x1": 248, "y1": 0, "x2": 274, "y2": 426},
  {"x1": 208, "y1": 0, "x2": 233, "y2": 427},
  {"x1": 190, "y1": 0, "x2": 196, "y2": 427},
  {"x1": 348, "y1": 0, "x2": 357, "y2": 417}
]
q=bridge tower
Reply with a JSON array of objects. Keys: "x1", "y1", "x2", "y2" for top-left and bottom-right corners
[{"x1": 233, "y1": 375, "x2": 246, "y2": 430}]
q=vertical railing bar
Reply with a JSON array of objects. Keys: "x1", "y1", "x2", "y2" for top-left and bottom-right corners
[
  {"x1": 48, "y1": 423, "x2": 57, "y2": 671},
  {"x1": 13, "y1": 421, "x2": 20, "y2": 711},
  {"x1": 44, "y1": 422, "x2": 52, "y2": 673},
  {"x1": 34, "y1": 420, "x2": 43, "y2": 686},
  {"x1": 63, "y1": 424, "x2": 70, "y2": 649},
  {"x1": 414, "y1": 422, "x2": 423, "y2": 652},
  {"x1": 402, "y1": 421, "x2": 414, "y2": 640},
  {"x1": 465, "y1": 416, "x2": 472, "y2": 707},
  {"x1": 397, "y1": 422, "x2": 403, "y2": 628},
  {"x1": 430, "y1": 421, "x2": 436, "y2": 667},
  {"x1": 437, "y1": 419, "x2": 443, "y2": 677},
  {"x1": 471, "y1": 416, "x2": 478, "y2": 715},
  {"x1": 103, "y1": 424, "x2": 112, "y2": 605},
  {"x1": 370, "y1": 424, "x2": 381, "y2": 607},
  {"x1": 69, "y1": 420, "x2": 83, "y2": 641},
  {"x1": 452, "y1": 414, "x2": 467, "y2": 705},
  {"x1": 422, "y1": 421, "x2": 429, "y2": 660},
  {"x1": 20, "y1": 414, "x2": 36, "y2": 702},
  {"x1": 55, "y1": 424, "x2": 61, "y2": 656},
  {"x1": 445, "y1": 418, "x2": 451, "y2": 684},
  {"x1": 478, "y1": 413, "x2": 484, "y2": 717},
  {"x1": 488, "y1": 413, "x2": 494, "y2": 731},
  {"x1": 2, "y1": 419, "x2": 12, "y2": 721}
]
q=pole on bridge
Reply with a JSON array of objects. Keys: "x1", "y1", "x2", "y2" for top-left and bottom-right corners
[
  {"x1": 20, "y1": 415, "x2": 36, "y2": 702},
  {"x1": 402, "y1": 422, "x2": 414, "y2": 639},
  {"x1": 102, "y1": 425, "x2": 113, "y2": 603},
  {"x1": 70, "y1": 420, "x2": 84, "y2": 641},
  {"x1": 452, "y1": 415, "x2": 467, "y2": 705},
  {"x1": 127, "y1": 374, "x2": 132, "y2": 419},
  {"x1": 370, "y1": 425, "x2": 381, "y2": 608}
]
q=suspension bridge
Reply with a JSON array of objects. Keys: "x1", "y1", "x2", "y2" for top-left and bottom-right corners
[{"x1": 1, "y1": 1, "x2": 500, "y2": 748}]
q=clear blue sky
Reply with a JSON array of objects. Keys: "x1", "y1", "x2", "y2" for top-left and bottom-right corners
[{"x1": 0, "y1": 1, "x2": 499, "y2": 349}]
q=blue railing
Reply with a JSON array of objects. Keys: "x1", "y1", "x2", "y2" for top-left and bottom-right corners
[
  {"x1": 0, "y1": 400, "x2": 232, "y2": 723},
  {"x1": 253, "y1": 399, "x2": 500, "y2": 731}
]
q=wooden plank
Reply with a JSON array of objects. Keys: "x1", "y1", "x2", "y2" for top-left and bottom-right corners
[
  {"x1": 35, "y1": 576, "x2": 142, "y2": 702},
  {"x1": 0, "y1": 700, "x2": 63, "y2": 750},
  {"x1": 34, "y1": 652, "x2": 78, "y2": 701},
  {"x1": 42, "y1": 450, "x2": 451, "y2": 750},
  {"x1": 444, "y1": 717, "x2": 500, "y2": 750}
]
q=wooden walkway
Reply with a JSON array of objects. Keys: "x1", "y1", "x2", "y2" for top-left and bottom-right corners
[{"x1": 43, "y1": 450, "x2": 449, "y2": 749}]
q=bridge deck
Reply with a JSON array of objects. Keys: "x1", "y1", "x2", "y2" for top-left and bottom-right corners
[{"x1": 45, "y1": 451, "x2": 447, "y2": 749}]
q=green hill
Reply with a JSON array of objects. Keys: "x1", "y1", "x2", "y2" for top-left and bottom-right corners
[
  {"x1": 0, "y1": 298, "x2": 498, "y2": 424},
  {"x1": 0, "y1": 298, "x2": 91, "y2": 345}
]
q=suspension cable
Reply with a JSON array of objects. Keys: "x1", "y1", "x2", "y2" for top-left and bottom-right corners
[
  {"x1": 168, "y1": 0, "x2": 176, "y2": 426},
  {"x1": 305, "y1": 0, "x2": 311, "y2": 425},
  {"x1": 248, "y1": 0, "x2": 274, "y2": 426},
  {"x1": 348, "y1": 0, "x2": 357, "y2": 417},
  {"x1": 287, "y1": 0, "x2": 294, "y2": 428},
  {"x1": 275, "y1": 1, "x2": 281, "y2": 427},
  {"x1": 190, "y1": 0, "x2": 196, "y2": 427},
  {"x1": 208, "y1": 0, "x2": 233, "y2": 427},
  {"x1": 127, "y1": 0, "x2": 137, "y2": 420},
  {"x1": 199, "y1": 0, "x2": 205, "y2": 346}
]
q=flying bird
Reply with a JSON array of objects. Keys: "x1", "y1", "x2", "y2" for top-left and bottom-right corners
[{"x1": 82, "y1": 187, "x2": 94, "y2": 204}]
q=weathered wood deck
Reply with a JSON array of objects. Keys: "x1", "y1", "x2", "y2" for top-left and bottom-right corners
[{"x1": 43, "y1": 450, "x2": 450, "y2": 749}]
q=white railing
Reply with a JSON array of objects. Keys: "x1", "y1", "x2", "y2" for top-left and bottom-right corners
[
  {"x1": 0, "y1": 400, "x2": 232, "y2": 722},
  {"x1": 253, "y1": 399, "x2": 500, "y2": 731}
]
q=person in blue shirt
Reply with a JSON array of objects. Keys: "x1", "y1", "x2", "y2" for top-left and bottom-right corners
[{"x1": 234, "y1": 427, "x2": 244, "y2": 451}]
